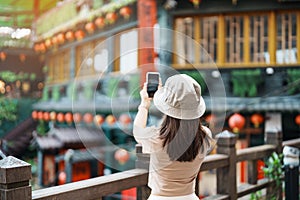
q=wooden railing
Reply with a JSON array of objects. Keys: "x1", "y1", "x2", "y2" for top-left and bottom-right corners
[{"x1": 0, "y1": 130, "x2": 299, "y2": 200}]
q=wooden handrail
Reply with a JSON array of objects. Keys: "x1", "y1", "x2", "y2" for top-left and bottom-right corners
[
  {"x1": 236, "y1": 144, "x2": 276, "y2": 162},
  {"x1": 283, "y1": 138, "x2": 300, "y2": 148},
  {"x1": 200, "y1": 154, "x2": 229, "y2": 171},
  {"x1": 32, "y1": 169, "x2": 148, "y2": 200}
]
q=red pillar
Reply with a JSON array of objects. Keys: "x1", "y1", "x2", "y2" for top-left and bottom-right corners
[{"x1": 138, "y1": 0, "x2": 157, "y2": 85}]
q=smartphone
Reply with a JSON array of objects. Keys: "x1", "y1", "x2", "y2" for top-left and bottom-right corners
[{"x1": 146, "y1": 72, "x2": 160, "y2": 98}]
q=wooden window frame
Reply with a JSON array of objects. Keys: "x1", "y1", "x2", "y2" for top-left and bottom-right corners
[
  {"x1": 173, "y1": 11, "x2": 300, "y2": 69},
  {"x1": 47, "y1": 49, "x2": 71, "y2": 84}
]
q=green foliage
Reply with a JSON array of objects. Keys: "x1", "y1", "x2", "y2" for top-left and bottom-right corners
[
  {"x1": 263, "y1": 152, "x2": 283, "y2": 189},
  {"x1": 42, "y1": 86, "x2": 49, "y2": 101},
  {"x1": 36, "y1": 120, "x2": 49, "y2": 136},
  {"x1": 180, "y1": 70, "x2": 206, "y2": 92},
  {"x1": 0, "y1": 71, "x2": 37, "y2": 83},
  {"x1": 83, "y1": 82, "x2": 94, "y2": 100},
  {"x1": 0, "y1": 97, "x2": 18, "y2": 125},
  {"x1": 250, "y1": 190, "x2": 262, "y2": 200},
  {"x1": 67, "y1": 83, "x2": 77, "y2": 101},
  {"x1": 42, "y1": 66, "x2": 48, "y2": 74},
  {"x1": 29, "y1": 73, "x2": 36, "y2": 81},
  {"x1": 128, "y1": 74, "x2": 140, "y2": 99},
  {"x1": 52, "y1": 86, "x2": 60, "y2": 102},
  {"x1": 250, "y1": 152, "x2": 283, "y2": 200},
  {"x1": 0, "y1": 71, "x2": 18, "y2": 83},
  {"x1": 231, "y1": 69, "x2": 262, "y2": 97},
  {"x1": 93, "y1": 0, "x2": 104, "y2": 9},
  {"x1": 107, "y1": 78, "x2": 119, "y2": 98},
  {"x1": 287, "y1": 69, "x2": 300, "y2": 95}
]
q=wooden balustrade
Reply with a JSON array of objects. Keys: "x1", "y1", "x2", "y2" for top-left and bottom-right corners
[{"x1": 0, "y1": 130, "x2": 299, "y2": 200}]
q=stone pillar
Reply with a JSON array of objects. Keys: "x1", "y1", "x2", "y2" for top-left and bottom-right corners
[
  {"x1": 216, "y1": 130, "x2": 237, "y2": 199},
  {"x1": 0, "y1": 155, "x2": 32, "y2": 200},
  {"x1": 135, "y1": 144, "x2": 151, "y2": 200}
]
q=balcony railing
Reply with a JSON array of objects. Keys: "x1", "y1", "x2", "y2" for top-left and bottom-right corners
[{"x1": 1, "y1": 130, "x2": 299, "y2": 200}]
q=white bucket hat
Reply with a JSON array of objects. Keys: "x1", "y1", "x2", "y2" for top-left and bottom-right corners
[{"x1": 153, "y1": 74, "x2": 206, "y2": 120}]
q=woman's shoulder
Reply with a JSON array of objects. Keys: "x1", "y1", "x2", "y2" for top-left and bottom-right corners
[{"x1": 133, "y1": 125, "x2": 160, "y2": 139}]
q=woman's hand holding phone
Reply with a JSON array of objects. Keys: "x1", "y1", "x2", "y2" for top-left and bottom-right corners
[
  {"x1": 139, "y1": 83, "x2": 152, "y2": 110},
  {"x1": 139, "y1": 72, "x2": 162, "y2": 110}
]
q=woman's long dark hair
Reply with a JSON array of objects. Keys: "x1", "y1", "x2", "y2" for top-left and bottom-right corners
[{"x1": 159, "y1": 115, "x2": 206, "y2": 162}]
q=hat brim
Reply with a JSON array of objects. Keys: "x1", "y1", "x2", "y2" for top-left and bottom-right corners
[{"x1": 153, "y1": 88, "x2": 206, "y2": 120}]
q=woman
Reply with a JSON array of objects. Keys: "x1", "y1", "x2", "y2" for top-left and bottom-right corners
[{"x1": 133, "y1": 74, "x2": 214, "y2": 200}]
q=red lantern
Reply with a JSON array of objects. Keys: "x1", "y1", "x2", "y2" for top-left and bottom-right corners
[
  {"x1": 65, "y1": 112, "x2": 73, "y2": 124},
  {"x1": 32, "y1": 111, "x2": 38, "y2": 120},
  {"x1": 94, "y1": 114, "x2": 105, "y2": 126},
  {"x1": 57, "y1": 112, "x2": 65, "y2": 123},
  {"x1": 250, "y1": 113, "x2": 264, "y2": 128},
  {"x1": 50, "y1": 111, "x2": 57, "y2": 121},
  {"x1": 34, "y1": 44, "x2": 40, "y2": 52},
  {"x1": 39, "y1": 43, "x2": 46, "y2": 53},
  {"x1": 43, "y1": 112, "x2": 50, "y2": 121},
  {"x1": 106, "y1": 114, "x2": 116, "y2": 125},
  {"x1": 119, "y1": 6, "x2": 132, "y2": 19},
  {"x1": 37, "y1": 111, "x2": 44, "y2": 121},
  {"x1": 75, "y1": 30, "x2": 85, "y2": 41},
  {"x1": 83, "y1": 113, "x2": 93, "y2": 124},
  {"x1": 19, "y1": 54, "x2": 26, "y2": 62},
  {"x1": 105, "y1": 12, "x2": 117, "y2": 24},
  {"x1": 50, "y1": 111, "x2": 56, "y2": 121},
  {"x1": 119, "y1": 113, "x2": 131, "y2": 125},
  {"x1": 0, "y1": 52, "x2": 6, "y2": 61},
  {"x1": 51, "y1": 36, "x2": 58, "y2": 45},
  {"x1": 205, "y1": 114, "x2": 216, "y2": 124},
  {"x1": 114, "y1": 148, "x2": 130, "y2": 165},
  {"x1": 58, "y1": 171, "x2": 66, "y2": 185},
  {"x1": 57, "y1": 33, "x2": 65, "y2": 44},
  {"x1": 295, "y1": 114, "x2": 300, "y2": 126},
  {"x1": 65, "y1": 31, "x2": 75, "y2": 41},
  {"x1": 228, "y1": 113, "x2": 245, "y2": 133},
  {"x1": 45, "y1": 39, "x2": 52, "y2": 49},
  {"x1": 73, "y1": 112, "x2": 82, "y2": 123},
  {"x1": 190, "y1": 0, "x2": 201, "y2": 8},
  {"x1": 85, "y1": 22, "x2": 95, "y2": 34},
  {"x1": 95, "y1": 17, "x2": 105, "y2": 28}
]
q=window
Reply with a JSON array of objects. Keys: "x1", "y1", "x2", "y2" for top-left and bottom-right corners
[
  {"x1": 76, "y1": 42, "x2": 95, "y2": 77},
  {"x1": 174, "y1": 11, "x2": 300, "y2": 67},
  {"x1": 249, "y1": 15, "x2": 268, "y2": 63},
  {"x1": 174, "y1": 17, "x2": 195, "y2": 64},
  {"x1": 199, "y1": 16, "x2": 218, "y2": 63},
  {"x1": 276, "y1": 13, "x2": 297, "y2": 64},
  {"x1": 94, "y1": 39, "x2": 109, "y2": 73},
  {"x1": 119, "y1": 29, "x2": 138, "y2": 74},
  {"x1": 225, "y1": 15, "x2": 244, "y2": 63},
  {"x1": 48, "y1": 50, "x2": 70, "y2": 83}
]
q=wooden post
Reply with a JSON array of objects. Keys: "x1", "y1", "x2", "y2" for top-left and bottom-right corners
[
  {"x1": 264, "y1": 113, "x2": 283, "y2": 154},
  {"x1": 0, "y1": 156, "x2": 32, "y2": 200},
  {"x1": 264, "y1": 113, "x2": 283, "y2": 200},
  {"x1": 216, "y1": 130, "x2": 237, "y2": 199},
  {"x1": 64, "y1": 149, "x2": 74, "y2": 183},
  {"x1": 247, "y1": 159, "x2": 258, "y2": 184},
  {"x1": 135, "y1": 144, "x2": 151, "y2": 200}
]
